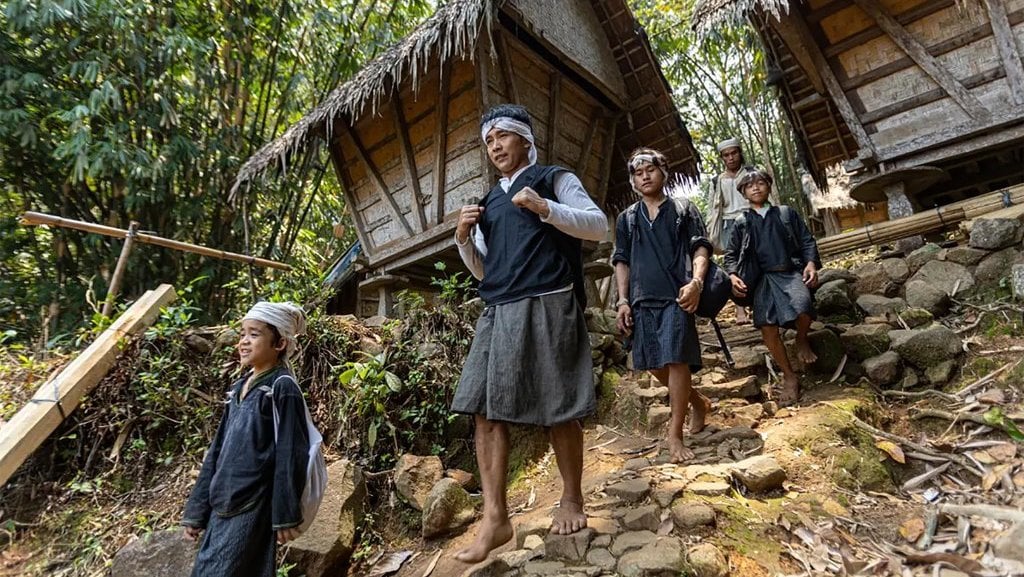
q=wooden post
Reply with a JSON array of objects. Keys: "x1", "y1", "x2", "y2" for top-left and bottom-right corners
[
  {"x1": 983, "y1": 0, "x2": 1024, "y2": 106},
  {"x1": 101, "y1": 221, "x2": 139, "y2": 318}
]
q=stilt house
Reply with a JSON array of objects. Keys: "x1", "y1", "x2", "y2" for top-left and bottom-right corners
[
  {"x1": 235, "y1": 0, "x2": 699, "y2": 315},
  {"x1": 694, "y1": 0, "x2": 1024, "y2": 227}
]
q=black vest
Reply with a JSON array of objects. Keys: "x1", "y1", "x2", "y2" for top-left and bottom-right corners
[{"x1": 477, "y1": 164, "x2": 585, "y2": 307}]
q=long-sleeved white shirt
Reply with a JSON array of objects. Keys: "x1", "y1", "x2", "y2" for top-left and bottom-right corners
[{"x1": 455, "y1": 163, "x2": 608, "y2": 281}]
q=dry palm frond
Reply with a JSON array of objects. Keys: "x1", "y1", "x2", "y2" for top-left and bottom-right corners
[{"x1": 691, "y1": 0, "x2": 795, "y2": 37}]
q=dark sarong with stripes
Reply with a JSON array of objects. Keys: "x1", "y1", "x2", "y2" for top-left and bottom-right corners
[
  {"x1": 451, "y1": 290, "x2": 595, "y2": 426},
  {"x1": 752, "y1": 270, "x2": 815, "y2": 329},
  {"x1": 190, "y1": 497, "x2": 275, "y2": 577},
  {"x1": 630, "y1": 303, "x2": 702, "y2": 372}
]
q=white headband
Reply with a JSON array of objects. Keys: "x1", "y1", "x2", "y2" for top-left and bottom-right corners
[
  {"x1": 628, "y1": 153, "x2": 669, "y2": 194},
  {"x1": 242, "y1": 301, "x2": 307, "y2": 359},
  {"x1": 481, "y1": 117, "x2": 538, "y2": 165},
  {"x1": 717, "y1": 138, "x2": 741, "y2": 152}
]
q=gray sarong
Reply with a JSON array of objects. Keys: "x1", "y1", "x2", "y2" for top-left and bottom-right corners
[
  {"x1": 752, "y1": 270, "x2": 815, "y2": 329},
  {"x1": 190, "y1": 497, "x2": 275, "y2": 577},
  {"x1": 451, "y1": 290, "x2": 595, "y2": 426}
]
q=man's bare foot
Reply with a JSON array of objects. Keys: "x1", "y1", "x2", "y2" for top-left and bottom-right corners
[
  {"x1": 550, "y1": 500, "x2": 587, "y2": 535},
  {"x1": 454, "y1": 515, "x2": 513, "y2": 563},
  {"x1": 689, "y1": 394, "x2": 712, "y2": 434},
  {"x1": 667, "y1": 435, "x2": 694, "y2": 463},
  {"x1": 736, "y1": 308, "x2": 751, "y2": 325},
  {"x1": 778, "y1": 373, "x2": 800, "y2": 407},
  {"x1": 795, "y1": 338, "x2": 817, "y2": 365}
]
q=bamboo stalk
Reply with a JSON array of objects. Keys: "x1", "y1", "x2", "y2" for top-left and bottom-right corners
[
  {"x1": 819, "y1": 184, "x2": 1024, "y2": 257},
  {"x1": 20, "y1": 212, "x2": 291, "y2": 271},
  {"x1": 101, "y1": 221, "x2": 139, "y2": 318}
]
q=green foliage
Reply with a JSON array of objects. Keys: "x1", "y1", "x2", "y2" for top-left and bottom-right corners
[
  {"x1": 430, "y1": 261, "x2": 475, "y2": 305},
  {"x1": 0, "y1": 0, "x2": 432, "y2": 344}
]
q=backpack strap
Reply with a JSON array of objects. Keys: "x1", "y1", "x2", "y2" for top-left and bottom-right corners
[
  {"x1": 776, "y1": 206, "x2": 799, "y2": 256},
  {"x1": 268, "y1": 373, "x2": 300, "y2": 443}
]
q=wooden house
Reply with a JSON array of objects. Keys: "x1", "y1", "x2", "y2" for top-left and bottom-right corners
[
  {"x1": 694, "y1": 0, "x2": 1024, "y2": 234},
  {"x1": 235, "y1": 0, "x2": 699, "y2": 316},
  {"x1": 803, "y1": 166, "x2": 888, "y2": 235}
]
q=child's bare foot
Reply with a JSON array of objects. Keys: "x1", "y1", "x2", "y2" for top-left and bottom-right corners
[
  {"x1": 454, "y1": 515, "x2": 513, "y2": 563},
  {"x1": 550, "y1": 500, "x2": 587, "y2": 534},
  {"x1": 795, "y1": 338, "x2": 817, "y2": 365},
  {"x1": 778, "y1": 373, "x2": 800, "y2": 407},
  {"x1": 667, "y1": 435, "x2": 694, "y2": 463},
  {"x1": 689, "y1": 394, "x2": 712, "y2": 434}
]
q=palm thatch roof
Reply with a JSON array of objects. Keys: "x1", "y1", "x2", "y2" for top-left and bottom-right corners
[
  {"x1": 805, "y1": 165, "x2": 859, "y2": 212},
  {"x1": 691, "y1": 0, "x2": 793, "y2": 35},
  {"x1": 232, "y1": 0, "x2": 493, "y2": 196}
]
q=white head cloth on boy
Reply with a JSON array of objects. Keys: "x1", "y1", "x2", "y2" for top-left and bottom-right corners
[
  {"x1": 480, "y1": 117, "x2": 538, "y2": 165},
  {"x1": 717, "y1": 137, "x2": 741, "y2": 152},
  {"x1": 627, "y1": 151, "x2": 669, "y2": 194},
  {"x1": 242, "y1": 301, "x2": 307, "y2": 358}
]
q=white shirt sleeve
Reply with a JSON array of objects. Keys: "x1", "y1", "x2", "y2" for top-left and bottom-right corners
[
  {"x1": 539, "y1": 172, "x2": 609, "y2": 241},
  {"x1": 455, "y1": 226, "x2": 487, "y2": 280}
]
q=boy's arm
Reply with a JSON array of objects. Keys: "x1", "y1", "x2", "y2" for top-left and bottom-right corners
[
  {"x1": 182, "y1": 401, "x2": 231, "y2": 528},
  {"x1": 271, "y1": 378, "x2": 310, "y2": 530},
  {"x1": 611, "y1": 214, "x2": 632, "y2": 334},
  {"x1": 683, "y1": 201, "x2": 714, "y2": 265}
]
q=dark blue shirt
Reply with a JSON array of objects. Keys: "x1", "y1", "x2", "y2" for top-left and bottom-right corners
[{"x1": 183, "y1": 365, "x2": 309, "y2": 530}]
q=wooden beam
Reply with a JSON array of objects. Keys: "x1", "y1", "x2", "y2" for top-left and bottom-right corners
[
  {"x1": 860, "y1": 67, "x2": 1005, "y2": 124},
  {"x1": 338, "y1": 122, "x2": 414, "y2": 237},
  {"x1": 476, "y1": 38, "x2": 493, "y2": 199},
  {"x1": 769, "y1": 14, "x2": 826, "y2": 95},
  {"x1": 0, "y1": 285, "x2": 177, "y2": 486},
  {"x1": 983, "y1": 0, "x2": 1024, "y2": 106},
  {"x1": 851, "y1": 0, "x2": 989, "y2": 120},
  {"x1": 390, "y1": 97, "x2": 428, "y2": 233},
  {"x1": 824, "y1": 0, "x2": 954, "y2": 58},
  {"x1": 576, "y1": 112, "x2": 601, "y2": 177},
  {"x1": 596, "y1": 116, "x2": 619, "y2": 205},
  {"x1": 888, "y1": 114, "x2": 1024, "y2": 168},
  {"x1": 433, "y1": 59, "x2": 452, "y2": 226},
  {"x1": 545, "y1": 73, "x2": 562, "y2": 165},
  {"x1": 368, "y1": 218, "x2": 459, "y2": 269},
  {"x1": 786, "y1": 13, "x2": 879, "y2": 159},
  {"x1": 329, "y1": 134, "x2": 376, "y2": 252},
  {"x1": 880, "y1": 108, "x2": 1024, "y2": 163},
  {"x1": 496, "y1": 32, "x2": 521, "y2": 105}
]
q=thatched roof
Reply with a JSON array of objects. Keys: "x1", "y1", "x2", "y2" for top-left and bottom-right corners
[
  {"x1": 805, "y1": 166, "x2": 858, "y2": 212},
  {"x1": 233, "y1": 0, "x2": 699, "y2": 203},
  {"x1": 691, "y1": 0, "x2": 793, "y2": 35},
  {"x1": 232, "y1": 0, "x2": 493, "y2": 196}
]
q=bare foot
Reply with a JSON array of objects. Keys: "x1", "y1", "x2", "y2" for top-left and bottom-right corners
[
  {"x1": 550, "y1": 500, "x2": 587, "y2": 535},
  {"x1": 778, "y1": 373, "x2": 800, "y2": 407},
  {"x1": 795, "y1": 338, "x2": 817, "y2": 365},
  {"x1": 736, "y1": 308, "x2": 751, "y2": 325},
  {"x1": 454, "y1": 515, "x2": 513, "y2": 563},
  {"x1": 689, "y1": 394, "x2": 712, "y2": 434},
  {"x1": 667, "y1": 435, "x2": 694, "y2": 463}
]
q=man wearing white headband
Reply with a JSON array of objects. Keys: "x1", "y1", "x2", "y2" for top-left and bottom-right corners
[
  {"x1": 451, "y1": 103, "x2": 607, "y2": 563},
  {"x1": 706, "y1": 138, "x2": 758, "y2": 323}
]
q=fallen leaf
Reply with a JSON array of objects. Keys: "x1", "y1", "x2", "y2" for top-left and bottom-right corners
[
  {"x1": 977, "y1": 388, "x2": 1006, "y2": 405},
  {"x1": 987, "y1": 442, "x2": 1018, "y2": 462},
  {"x1": 419, "y1": 550, "x2": 442, "y2": 577},
  {"x1": 1014, "y1": 471, "x2": 1024, "y2": 489},
  {"x1": 971, "y1": 450, "x2": 996, "y2": 465},
  {"x1": 367, "y1": 551, "x2": 414, "y2": 577},
  {"x1": 875, "y1": 439, "x2": 906, "y2": 464},
  {"x1": 982, "y1": 464, "x2": 1013, "y2": 491},
  {"x1": 899, "y1": 517, "x2": 925, "y2": 542}
]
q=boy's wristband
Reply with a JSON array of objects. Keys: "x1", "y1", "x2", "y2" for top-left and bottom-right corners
[{"x1": 616, "y1": 298, "x2": 630, "y2": 308}]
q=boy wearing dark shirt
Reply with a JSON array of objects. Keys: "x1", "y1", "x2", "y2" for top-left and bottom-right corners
[
  {"x1": 612, "y1": 149, "x2": 712, "y2": 463},
  {"x1": 724, "y1": 168, "x2": 821, "y2": 405}
]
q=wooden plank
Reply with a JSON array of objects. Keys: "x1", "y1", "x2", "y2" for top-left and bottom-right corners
[
  {"x1": 984, "y1": 0, "x2": 1024, "y2": 106},
  {"x1": 889, "y1": 116, "x2": 1024, "y2": 168},
  {"x1": 390, "y1": 97, "x2": 428, "y2": 233},
  {"x1": 575, "y1": 111, "x2": 601, "y2": 176},
  {"x1": 860, "y1": 66, "x2": 1005, "y2": 124},
  {"x1": 851, "y1": 0, "x2": 989, "y2": 120},
  {"x1": 476, "y1": 38, "x2": 492, "y2": 198},
  {"x1": 339, "y1": 122, "x2": 415, "y2": 237},
  {"x1": 785, "y1": 13, "x2": 879, "y2": 160},
  {"x1": 596, "y1": 115, "x2": 619, "y2": 205},
  {"x1": 433, "y1": 59, "x2": 452, "y2": 226},
  {"x1": 330, "y1": 135, "x2": 376, "y2": 253},
  {"x1": 0, "y1": 285, "x2": 177, "y2": 486},
  {"x1": 824, "y1": 0, "x2": 954, "y2": 57},
  {"x1": 497, "y1": 32, "x2": 521, "y2": 105},
  {"x1": 368, "y1": 218, "x2": 459, "y2": 269},
  {"x1": 546, "y1": 73, "x2": 562, "y2": 164},
  {"x1": 770, "y1": 14, "x2": 827, "y2": 95}
]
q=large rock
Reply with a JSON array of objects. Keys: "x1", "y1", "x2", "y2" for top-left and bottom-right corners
[
  {"x1": 993, "y1": 522, "x2": 1024, "y2": 562},
  {"x1": 671, "y1": 501, "x2": 716, "y2": 529},
  {"x1": 421, "y1": 478, "x2": 475, "y2": 538},
  {"x1": 606, "y1": 478, "x2": 651, "y2": 503},
  {"x1": 731, "y1": 455, "x2": 787, "y2": 492},
  {"x1": 543, "y1": 527, "x2": 594, "y2": 562},
  {"x1": 621, "y1": 504, "x2": 661, "y2": 532},
  {"x1": 856, "y1": 295, "x2": 908, "y2": 316},
  {"x1": 648, "y1": 406, "x2": 672, "y2": 426},
  {"x1": 853, "y1": 261, "x2": 902, "y2": 296},
  {"x1": 804, "y1": 329, "x2": 845, "y2": 374},
  {"x1": 968, "y1": 217, "x2": 1024, "y2": 250},
  {"x1": 944, "y1": 246, "x2": 989, "y2": 266},
  {"x1": 815, "y1": 280, "x2": 856, "y2": 316},
  {"x1": 616, "y1": 537, "x2": 686, "y2": 577},
  {"x1": 610, "y1": 531, "x2": 658, "y2": 556},
  {"x1": 975, "y1": 247, "x2": 1024, "y2": 284},
  {"x1": 287, "y1": 460, "x2": 366, "y2": 577},
  {"x1": 840, "y1": 323, "x2": 891, "y2": 361},
  {"x1": 817, "y1": 268, "x2": 859, "y2": 286},
  {"x1": 903, "y1": 280, "x2": 950, "y2": 316},
  {"x1": 905, "y1": 243, "x2": 943, "y2": 274},
  {"x1": 695, "y1": 375, "x2": 759, "y2": 399},
  {"x1": 111, "y1": 529, "x2": 195, "y2": 577},
  {"x1": 394, "y1": 454, "x2": 444, "y2": 511},
  {"x1": 907, "y1": 260, "x2": 975, "y2": 297},
  {"x1": 891, "y1": 325, "x2": 963, "y2": 369},
  {"x1": 687, "y1": 542, "x2": 729, "y2": 577},
  {"x1": 924, "y1": 360, "x2": 956, "y2": 385},
  {"x1": 899, "y1": 307, "x2": 933, "y2": 328},
  {"x1": 862, "y1": 351, "x2": 902, "y2": 387}
]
